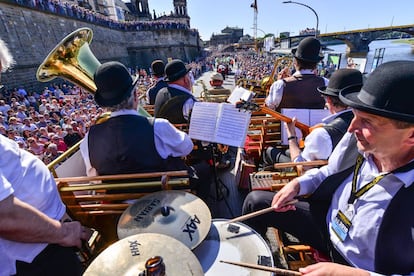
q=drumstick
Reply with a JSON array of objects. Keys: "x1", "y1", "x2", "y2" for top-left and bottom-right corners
[
  {"x1": 224, "y1": 199, "x2": 298, "y2": 225},
  {"x1": 220, "y1": 260, "x2": 301, "y2": 276}
]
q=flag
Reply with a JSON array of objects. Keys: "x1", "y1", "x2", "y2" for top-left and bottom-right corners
[{"x1": 250, "y1": 0, "x2": 257, "y2": 11}]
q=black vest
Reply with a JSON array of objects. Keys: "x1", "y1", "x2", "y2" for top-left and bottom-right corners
[
  {"x1": 323, "y1": 110, "x2": 354, "y2": 149},
  {"x1": 148, "y1": 79, "x2": 168, "y2": 105},
  {"x1": 309, "y1": 136, "x2": 414, "y2": 274},
  {"x1": 88, "y1": 115, "x2": 166, "y2": 175},
  {"x1": 154, "y1": 86, "x2": 194, "y2": 124},
  {"x1": 278, "y1": 74, "x2": 326, "y2": 111}
]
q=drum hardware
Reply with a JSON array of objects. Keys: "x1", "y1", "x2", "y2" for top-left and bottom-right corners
[
  {"x1": 117, "y1": 190, "x2": 211, "y2": 250},
  {"x1": 76, "y1": 228, "x2": 101, "y2": 267},
  {"x1": 84, "y1": 233, "x2": 203, "y2": 275},
  {"x1": 227, "y1": 224, "x2": 240, "y2": 234},
  {"x1": 140, "y1": 256, "x2": 166, "y2": 276},
  {"x1": 193, "y1": 219, "x2": 274, "y2": 275},
  {"x1": 224, "y1": 199, "x2": 299, "y2": 225},
  {"x1": 220, "y1": 260, "x2": 301, "y2": 276}
]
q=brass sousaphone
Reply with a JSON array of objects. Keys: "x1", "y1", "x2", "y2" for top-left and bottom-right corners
[{"x1": 36, "y1": 27, "x2": 151, "y2": 118}]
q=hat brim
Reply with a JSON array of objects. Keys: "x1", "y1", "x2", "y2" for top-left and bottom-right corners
[
  {"x1": 95, "y1": 76, "x2": 139, "y2": 107},
  {"x1": 317, "y1": 86, "x2": 340, "y2": 97},
  {"x1": 340, "y1": 87, "x2": 414, "y2": 123},
  {"x1": 292, "y1": 48, "x2": 324, "y2": 63},
  {"x1": 164, "y1": 65, "x2": 191, "y2": 82}
]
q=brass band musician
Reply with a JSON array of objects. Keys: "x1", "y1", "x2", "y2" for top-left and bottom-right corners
[
  {"x1": 146, "y1": 59, "x2": 168, "y2": 105},
  {"x1": 262, "y1": 69, "x2": 363, "y2": 167},
  {"x1": 0, "y1": 38, "x2": 89, "y2": 276},
  {"x1": 79, "y1": 61, "x2": 211, "y2": 201},
  {"x1": 265, "y1": 37, "x2": 328, "y2": 111},
  {"x1": 243, "y1": 61, "x2": 414, "y2": 275}
]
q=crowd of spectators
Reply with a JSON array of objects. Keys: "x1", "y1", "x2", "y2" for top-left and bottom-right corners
[
  {"x1": 0, "y1": 83, "x2": 101, "y2": 165},
  {"x1": 0, "y1": 60, "x2": 209, "y2": 166},
  {"x1": 10, "y1": 0, "x2": 198, "y2": 34}
]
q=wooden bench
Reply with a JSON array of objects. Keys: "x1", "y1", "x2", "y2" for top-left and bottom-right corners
[{"x1": 56, "y1": 170, "x2": 190, "y2": 253}]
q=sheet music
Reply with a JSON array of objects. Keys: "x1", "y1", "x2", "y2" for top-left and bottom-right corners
[
  {"x1": 309, "y1": 109, "x2": 330, "y2": 125},
  {"x1": 227, "y1": 86, "x2": 255, "y2": 104},
  {"x1": 189, "y1": 102, "x2": 218, "y2": 142},
  {"x1": 280, "y1": 108, "x2": 329, "y2": 144},
  {"x1": 189, "y1": 102, "x2": 251, "y2": 148},
  {"x1": 215, "y1": 104, "x2": 251, "y2": 147}
]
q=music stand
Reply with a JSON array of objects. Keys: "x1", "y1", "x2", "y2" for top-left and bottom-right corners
[{"x1": 208, "y1": 143, "x2": 234, "y2": 217}]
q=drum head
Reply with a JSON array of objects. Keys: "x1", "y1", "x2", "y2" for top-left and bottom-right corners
[
  {"x1": 193, "y1": 219, "x2": 274, "y2": 275},
  {"x1": 117, "y1": 190, "x2": 211, "y2": 249},
  {"x1": 84, "y1": 233, "x2": 203, "y2": 276}
]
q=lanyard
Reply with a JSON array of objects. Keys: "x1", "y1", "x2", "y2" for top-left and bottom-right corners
[{"x1": 348, "y1": 155, "x2": 389, "y2": 204}]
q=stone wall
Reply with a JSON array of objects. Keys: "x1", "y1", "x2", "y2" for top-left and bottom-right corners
[{"x1": 0, "y1": 2, "x2": 201, "y2": 92}]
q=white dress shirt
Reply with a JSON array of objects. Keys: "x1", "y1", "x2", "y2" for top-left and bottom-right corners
[
  {"x1": 80, "y1": 109, "x2": 193, "y2": 176},
  {"x1": 265, "y1": 69, "x2": 329, "y2": 109},
  {"x1": 296, "y1": 132, "x2": 414, "y2": 275}
]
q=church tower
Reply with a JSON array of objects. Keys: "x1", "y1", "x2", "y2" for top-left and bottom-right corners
[
  {"x1": 135, "y1": 0, "x2": 151, "y2": 19},
  {"x1": 173, "y1": 0, "x2": 188, "y2": 17},
  {"x1": 172, "y1": 0, "x2": 190, "y2": 26}
]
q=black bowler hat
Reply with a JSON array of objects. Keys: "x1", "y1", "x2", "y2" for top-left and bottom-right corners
[
  {"x1": 340, "y1": 60, "x2": 414, "y2": 123},
  {"x1": 291, "y1": 37, "x2": 323, "y2": 63},
  {"x1": 164, "y1": 59, "x2": 191, "y2": 82},
  {"x1": 318, "y1": 69, "x2": 363, "y2": 97},
  {"x1": 94, "y1": 61, "x2": 138, "y2": 107},
  {"x1": 151, "y1": 59, "x2": 165, "y2": 77}
]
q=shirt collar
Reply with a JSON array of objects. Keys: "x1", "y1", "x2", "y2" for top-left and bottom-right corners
[
  {"x1": 168, "y1": 84, "x2": 193, "y2": 95},
  {"x1": 110, "y1": 109, "x2": 139, "y2": 117},
  {"x1": 322, "y1": 109, "x2": 351, "y2": 124},
  {"x1": 294, "y1": 69, "x2": 316, "y2": 75}
]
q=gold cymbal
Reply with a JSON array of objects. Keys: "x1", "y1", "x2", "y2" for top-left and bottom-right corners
[
  {"x1": 117, "y1": 190, "x2": 211, "y2": 249},
  {"x1": 84, "y1": 233, "x2": 204, "y2": 276}
]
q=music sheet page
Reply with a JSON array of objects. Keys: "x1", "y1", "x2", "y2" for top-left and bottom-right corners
[
  {"x1": 215, "y1": 103, "x2": 251, "y2": 147},
  {"x1": 189, "y1": 102, "x2": 219, "y2": 142},
  {"x1": 189, "y1": 102, "x2": 251, "y2": 148}
]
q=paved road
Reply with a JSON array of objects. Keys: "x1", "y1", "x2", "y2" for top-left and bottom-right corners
[{"x1": 192, "y1": 71, "x2": 236, "y2": 98}]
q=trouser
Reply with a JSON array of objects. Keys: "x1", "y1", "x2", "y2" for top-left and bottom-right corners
[
  {"x1": 188, "y1": 161, "x2": 212, "y2": 202},
  {"x1": 15, "y1": 244, "x2": 82, "y2": 276},
  {"x1": 262, "y1": 147, "x2": 291, "y2": 170},
  {"x1": 242, "y1": 190, "x2": 350, "y2": 265}
]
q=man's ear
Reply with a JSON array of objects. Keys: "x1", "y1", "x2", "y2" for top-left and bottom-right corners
[{"x1": 406, "y1": 127, "x2": 414, "y2": 146}]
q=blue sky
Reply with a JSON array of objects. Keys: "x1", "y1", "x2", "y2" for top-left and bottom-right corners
[{"x1": 137, "y1": 0, "x2": 413, "y2": 40}]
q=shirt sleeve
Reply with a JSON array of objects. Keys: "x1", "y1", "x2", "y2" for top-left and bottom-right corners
[
  {"x1": 296, "y1": 127, "x2": 332, "y2": 162},
  {"x1": 0, "y1": 174, "x2": 13, "y2": 202},
  {"x1": 79, "y1": 133, "x2": 97, "y2": 177},
  {"x1": 183, "y1": 98, "x2": 195, "y2": 121},
  {"x1": 265, "y1": 80, "x2": 285, "y2": 109},
  {"x1": 297, "y1": 132, "x2": 353, "y2": 195},
  {"x1": 154, "y1": 118, "x2": 193, "y2": 159}
]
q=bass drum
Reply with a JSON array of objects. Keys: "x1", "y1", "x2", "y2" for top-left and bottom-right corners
[{"x1": 193, "y1": 219, "x2": 274, "y2": 275}]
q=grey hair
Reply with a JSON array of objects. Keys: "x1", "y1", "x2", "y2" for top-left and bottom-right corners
[
  {"x1": 0, "y1": 39, "x2": 15, "y2": 72},
  {"x1": 106, "y1": 92, "x2": 135, "y2": 112}
]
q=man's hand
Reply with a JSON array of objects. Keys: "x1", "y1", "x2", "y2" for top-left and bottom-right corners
[
  {"x1": 58, "y1": 221, "x2": 92, "y2": 248},
  {"x1": 299, "y1": 262, "x2": 370, "y2": 276},
  {"x1": 285, "y1": 117, "x2": 298, "y2": 138},
  {"x1": 277, "y1": 67, "x2": 291, "y2": 80},
  {"x1": 271, "y1": 179, "x2": 300, "y2": 211}
]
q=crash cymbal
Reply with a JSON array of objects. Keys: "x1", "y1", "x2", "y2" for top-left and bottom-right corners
[
  {"x1": 117, "y1": 190, "x2": 211, "y2": 249},
  {"x1": 84, "y1": 233, "x2": 203, "y2": 276}
]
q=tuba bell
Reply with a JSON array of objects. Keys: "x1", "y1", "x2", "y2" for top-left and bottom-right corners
[
  {"x1": 36, "y1": 27, "x2": 151, "y2": 118},
  {"x1": 36, "y1": 27, "x2": 100, "y2": 93}
]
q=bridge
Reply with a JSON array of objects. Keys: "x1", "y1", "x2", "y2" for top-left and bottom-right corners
[
  {"x1": 222, "y1": 24, "x2": 414, "y2": 55},
  {"x1": 317, "y1": 24, "x2": 414, "y2": 54}
]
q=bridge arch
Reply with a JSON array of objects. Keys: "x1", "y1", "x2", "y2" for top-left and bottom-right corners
[{"x1": 320, "y1": 24, "x2": 414, "y2": 54}]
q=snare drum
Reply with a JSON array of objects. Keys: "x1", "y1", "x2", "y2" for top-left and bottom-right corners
[{"x1": 193, "y1": 219, "x2": 274, "y2": 275}]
